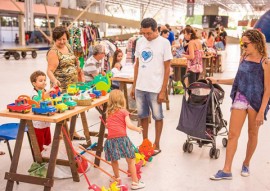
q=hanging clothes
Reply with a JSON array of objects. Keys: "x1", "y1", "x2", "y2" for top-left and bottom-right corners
[{"x1": 69, "y1": 27, "x2": 84, "y2": 57}]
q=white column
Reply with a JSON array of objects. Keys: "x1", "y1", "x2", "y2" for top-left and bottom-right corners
[
  {"x1": 99, "y1": 0, "x2": 107, "y2": 36},
  {"x1": 18, "y1": 14, "x2": 26, "y2": 46},
  {"x1": 140, "y1": 4, "x2": 144, "y2": 21},
  {"x1": 25, "y1": 0, "x2": 34, "y2": 31}
]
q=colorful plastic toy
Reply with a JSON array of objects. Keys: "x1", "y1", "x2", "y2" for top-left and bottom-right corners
[
  {"x1": 101, "y1": 90, "x2": 107, "y2": 96},
  {"x1": 32, "y1": 101, "x2": 57, "y2": 116},
  {"x1": 33, "y1": 90, "x2": 43, "y2": 102},
  {"x1": 51, "y1": 97, "x2": 68, "y2": 113},
  {"x1": 89, "y1": 93, "x2": 97, "y2": 99},
  {"x1": 138, "y1": 139, "x2": 154, "y2": 162},
  {"x1": 62, "y1": 93, "x2": 77, "y2": 109},
  {"x1": 32, "y1": 90, "x2": 51, "y2": 102},
  {"x1": 127, "y1": 159, "x2": 143, "y2": 180},
  {"x1": 49, "y1": 86, "x2": 61, "y2": 98},
  {"x1": 7, "y1": 98, "x2": 32, "y2": 113},
  {"x1": 76, "y1": 82, "x2": 90, "y2": 91},
  {"x1": 89, "y1": 72, "x2": 112, "y2": 92},
  {"x1": 135, "y1": 153, "x2": 146, "y2": 166},
  {"x1": 67, "y1": 84, "x2": 79, "y2": 95},
  {"x1": 18, "y1": 95, "x2": 40, "y2": 108},
  {"x1": 92, "y1": 90, "x2": 102, "y2": 98}
]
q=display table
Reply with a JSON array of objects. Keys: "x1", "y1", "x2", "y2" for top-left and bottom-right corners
[
  {"x1": 216, "y1": 50, "x2": 226, "y2": 72},
  {"x1": 0, "y1": 94, "x2": 109, "y2": 191},
  {"x1": 111, "y1": 77, "x2": 133, "y2": 111},
  {"x1": 170, "y1": 58, "x2": 187, "y2": 82},
  {"x1": 111, "y1": 77, "x2": 170, "y2": 110},
  {"x1": 202, "y1": 55, "x2": 214, "y2": 78}
]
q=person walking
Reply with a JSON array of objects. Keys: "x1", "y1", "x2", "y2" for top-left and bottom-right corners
[{"x1": 104, "y1": 90, "x2": 145, "y2": 190}]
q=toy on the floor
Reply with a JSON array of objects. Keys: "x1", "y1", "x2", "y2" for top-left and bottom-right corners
[
  {"x1": 62, "y1": 93, "x2": 77, "y2": 109},
  {"x1": 7, "y1": 98, "x2": 32, "y2": 113},
  {"x1": 78, "y1": 145, "x2": 129, "y2": 190},
  {"x1": 138, "y1": 139, "x2": 155, "y2": 162},
  {"x1": 132, "y1": 144, "x2": 147, "y2": 166},
  {"x1": 61, "y1": 126, "x2": 128, "y2": 191},
  {"x1": 32, "y1": 101, "x2": 57, "y2": 116},
  {"x1": 135, "y1": 153, "x2": 146, "y2": 166},
  {"x1": 127, "y1": 160, "x2": 143, "y2": 180}
]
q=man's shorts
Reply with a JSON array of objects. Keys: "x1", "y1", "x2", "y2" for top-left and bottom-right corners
[
  {"x1": 135, "y1": 89, "x2": 164, "y2": 120},
  {"x1": 231, "y1": 91, "x2": 254, "y2": 110}
]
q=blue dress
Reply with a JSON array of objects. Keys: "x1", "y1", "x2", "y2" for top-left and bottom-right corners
[{"x1": 230, "y1": 58, "x2": 269, "y2": 120}]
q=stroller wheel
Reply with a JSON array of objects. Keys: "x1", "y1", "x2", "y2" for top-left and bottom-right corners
[
  {"x1": 214, "y1": 149, "x2": 220, "y2": 159},
  {"x1": 222, "y1": 138, "x2": 228, "y2": 147},
  {"x1": 183, "y1": 142, "x2": 188, "y2": 152},
  {"x1": 209, "y1": 148, "x2": 215, "y2": 158},
  {"x1": 187, "y1": 143, "x2": 193, "y2": 153}
]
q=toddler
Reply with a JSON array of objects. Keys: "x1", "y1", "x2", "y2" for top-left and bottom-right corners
[
  {"x1": 104, "y1": 90, "x2": 145, "y2": 190},
  {"x1": 30, "y1": 70, "x2": 55, "y2": 152}
]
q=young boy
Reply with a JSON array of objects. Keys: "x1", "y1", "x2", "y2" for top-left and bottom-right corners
[{"x1": 30, "y1": 70, "x2": 54, "y2": 152}]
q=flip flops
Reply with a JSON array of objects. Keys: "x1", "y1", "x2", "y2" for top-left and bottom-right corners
[{"x1": 152, "y1": 149, "x2": 161, "y2": 156}]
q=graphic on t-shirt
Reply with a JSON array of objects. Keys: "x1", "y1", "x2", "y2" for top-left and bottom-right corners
[{"x1": 140, "y1": 48, "x2": 153, "y2": 63}]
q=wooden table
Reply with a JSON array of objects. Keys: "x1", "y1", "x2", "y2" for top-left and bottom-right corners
[
  {"x1": 171, "y1": 58, "x2": 187, "y2": 82},
  {"x1": 202, "y1": 55, "x2": 214, "y2": 78},
  {"x1": 0, "y1": 95, "x2": 108, "y2": 191},
  {"x1": 111, "y1": 77, "x2": 133, "y2": 111},
  {"x1": 111, "y1": 77, "x2": 170, "y2": 110},
  {"x1": 169, "y1": 58, "x2": 187, "y2": 94}
]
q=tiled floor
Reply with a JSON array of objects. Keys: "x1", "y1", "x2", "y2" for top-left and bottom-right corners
[{"x1": 0, "y1": 44, "x2": 270, "y2": 191}]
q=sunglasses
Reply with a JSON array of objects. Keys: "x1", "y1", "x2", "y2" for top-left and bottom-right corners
[{"x1": 241, "y1": 42, "x2": 251, "y2": 48}]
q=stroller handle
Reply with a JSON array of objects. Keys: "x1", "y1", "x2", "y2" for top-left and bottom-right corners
[
  {"x1": 181, "y1": 73, "x2": 190, "y2": 90},
  {"x1": 181, "y1": 73, "x2": 213, "y2": 90}
]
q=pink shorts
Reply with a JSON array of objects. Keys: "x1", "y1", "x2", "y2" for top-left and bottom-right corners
[{"x1": 231, "y1": 91, "x2": 254, "y2": 110}]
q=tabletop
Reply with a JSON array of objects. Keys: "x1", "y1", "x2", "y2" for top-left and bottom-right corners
[
  {"x1": 111, "y1": 77, "x2": 134, "y2": 83},
  {"x1": 0, "y1": 94, "x2": 109, "y2": 123}
]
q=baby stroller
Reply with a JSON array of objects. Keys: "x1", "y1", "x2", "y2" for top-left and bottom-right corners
[{"x1": 176, "y1": 74, "x2": 228, "y2": 159}]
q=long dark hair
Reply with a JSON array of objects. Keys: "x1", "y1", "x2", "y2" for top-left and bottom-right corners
[
  {"x1": 208, "y1": 31, "x2": 214, "y2": 39},
  {"x1": 112, "y1": 49, "x2": 123, "y2": 68},
  {"x1": 183, "y1": 26, "x2": 198, "y2": 40}
]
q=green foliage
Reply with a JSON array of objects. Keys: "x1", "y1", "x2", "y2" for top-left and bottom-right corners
[{"x1": 185, "y1": 15, "x2": 202, "y2": 25}]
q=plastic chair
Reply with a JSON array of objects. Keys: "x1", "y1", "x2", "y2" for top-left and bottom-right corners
[{"x1": 0, "y1": 123, "x2": 34, "y2": 162}]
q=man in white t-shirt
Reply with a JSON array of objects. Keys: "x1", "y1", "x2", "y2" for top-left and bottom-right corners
[{"x1": 131, "y1": 18, "x2": 173, "y2": 155}]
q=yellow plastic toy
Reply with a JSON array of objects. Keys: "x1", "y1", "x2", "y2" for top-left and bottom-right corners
[
  {"x1": 51, "y1": 97, "x2": 68, "y2": 113},
  {"x1": 135, "y1": 153, "x2": 146, "y2": 166},
  {"x1": 67, "y1": 84, "x2": 79, "y2": 95}
]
